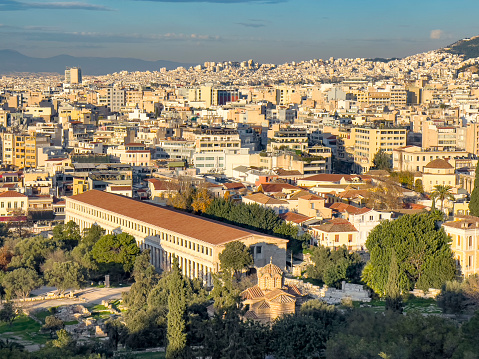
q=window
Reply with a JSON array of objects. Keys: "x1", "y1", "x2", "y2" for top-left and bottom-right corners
[
  {"x1": 348, "y1": 234, "x2": 353, "y2": 243},
  {"x1": 335, "y1": 235, "x2": 339, "y2": 242},
  {"x1": 256, "y1": 246, "x2": 262, "y2": 254},
  {"x1": 469, "y1": 236, "x2": 473, "y2": 249}
]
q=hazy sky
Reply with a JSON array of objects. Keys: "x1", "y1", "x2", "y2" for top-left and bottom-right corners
[{"x1": 1, "y1": 0, "x2": 478, "y2": 64}]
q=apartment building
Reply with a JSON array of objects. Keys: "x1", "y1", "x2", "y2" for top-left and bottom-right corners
[
  {"x1": 352, "y1": 126, "x2": 407, "y2": 173},
  {"x1": 97, "y1": 86, "x2": 126, "y2": 112},
  {"x1": 267, "y1": 127, "x2": 309, "y2": 152},
  {"x1": 0, "y1": 133, "x2": 50, "y2": 169},
  {"x1": 65, "y1": 67, "x2": 82, "y2": 84},
  {"x1": 65, "y1": 190, "x2": 288, "y2": 283}
]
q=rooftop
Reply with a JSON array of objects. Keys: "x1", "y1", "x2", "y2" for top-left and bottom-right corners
[{"x1": 68, "y1": 190, "x2": 285, "y2": 246}]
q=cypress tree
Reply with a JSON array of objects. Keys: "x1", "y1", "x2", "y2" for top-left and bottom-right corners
[
  {"x1": 469, "y1": 164, "x2": 479, "y2": 216},
  {"x1": 385, "y1": 250, "x2": 403, "y2": 313},
  {"x1": 166, "y1": 257, "x2": 188, "y2": 359}
]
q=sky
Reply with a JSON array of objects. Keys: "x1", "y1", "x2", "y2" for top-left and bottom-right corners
[{"x1": 1, "y1": 0, "x2": 479, "y2": 64}]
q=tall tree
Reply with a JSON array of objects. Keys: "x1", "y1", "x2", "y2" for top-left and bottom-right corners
[
  {"x1": 218, "y1": 241, "x2": 253, "y2": 280},
  {"x1": 385, "y1": 250, "x2": 402, "y2": 313},
  {"x1": 431, "y1": 184, "x2": 455, "y2": 213},
  {"x1": 166, "y1": 257, "x2": 188, "y2": 359},
  {"x1": 362, "y1": 212, "x2": 456, "y2": 295},
  {"x1": 469, "y1": 164, "x2": 479, "y2": 216}
]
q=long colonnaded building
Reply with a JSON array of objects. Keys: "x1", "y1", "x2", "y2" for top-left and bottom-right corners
[{"x1": 65, "y1": 190, "x2": 288, "y2": 284}]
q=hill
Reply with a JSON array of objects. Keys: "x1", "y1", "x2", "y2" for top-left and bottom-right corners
[
  {"x1": 0, "y1": 50, "x2": 195, "y2": 76},
  {"x1": 443, "y1": 36, "x2": 479, "y2": 59}
]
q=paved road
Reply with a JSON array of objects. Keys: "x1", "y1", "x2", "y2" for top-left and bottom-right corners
[{"x1": 19, "y1": 286, "x2": 131, "y2": 311}]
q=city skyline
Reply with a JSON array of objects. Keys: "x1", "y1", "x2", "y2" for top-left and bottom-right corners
[{"x1": 1, "y1": 0, "x2": 479, "y2": 64}]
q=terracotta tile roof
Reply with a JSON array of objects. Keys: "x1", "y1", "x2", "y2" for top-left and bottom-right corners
[
  {"x1": 264, "y1": 289, "x2": 296, "y2": 302},
  {"x1": 243, "y1": 193, "x2": 288, "y2": 205},
  {"x1": 443, "y1": 217, "x2": 479, "y2": 230},
  {"x1": 223, "y1": 182, "x2": 245, "y2": 190},
  {"x1": 425, "y1": 158, "x2": 453, "y2": 169},
  {"x1": 274, "y1": 169, "x2": 302, "y2": 176},
  {"x1": 312, "y1": 218, "x2": 358, "y2": 233},
  {"x1": 298, "y1": 194, "x2": 324, "y2": 201},
  {"x1": 241, "y1": 286, "x2": 264, "y2": 300},
  {"x1": 337, "y1": 189, "x2": 369, "y2": 199},
  {"x1": 279, "y1": 212, "x2": 313, "y2": 224},
  {"x1": 0, "y1": 191, "x2": 27, "y2": 198},
  {"x1": 68, "y1": 190, "x2": 285, "y2": 246},
  {"x1": 147, "y1": 178, "x2": 170, "y2": 191},
  {"x1": 329, "y1": 202, "x2": 370, "y2": 215}
]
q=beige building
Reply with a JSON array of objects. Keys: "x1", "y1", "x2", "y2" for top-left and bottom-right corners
[
  {"x1": 421, "y1": 158, "x2": 456, "y2": 193},
  {"x1": 442, "y1": 217, "x2": 479, "y2": 277},
  {"x1": 311, "y1": 218, "x2": 359, "y2": 251},
  {"x1": 0, "y1": 191, "x2": 28, "y2": 217},
  {"x1": 393, "y1": 146, "x2": 474, "y2": 172},
  {"x1": 352, "y1": 126, "x2": 407, "y2": 173},
  {"x1": 65, "y1": 190, "x2": 288, "y2": 284}
]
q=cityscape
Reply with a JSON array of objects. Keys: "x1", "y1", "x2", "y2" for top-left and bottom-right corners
[{"x1": 2, "y1": 0, "x2": 479, "y2": 358}]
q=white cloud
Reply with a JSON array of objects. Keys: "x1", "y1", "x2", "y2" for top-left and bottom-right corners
[{"x1": 430, "y1": 29, "x2": 443, "y2": 40}]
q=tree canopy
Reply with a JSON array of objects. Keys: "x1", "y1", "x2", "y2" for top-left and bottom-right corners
[
  {"x1": 371, "y1": 149, "x2": 392, "y2": 171},
  {"x1": 306, "y1": 245, "x2": 363, "y2": 288},
  {"x1": 218, "y1": 241, "x2": 253, "y2": 279},
  {"x1": 362, "y1": 211, "x2": 456, "y2": 295},
  {"x1": 91, "y1": 233, "x2": 140, "y2": 277}
]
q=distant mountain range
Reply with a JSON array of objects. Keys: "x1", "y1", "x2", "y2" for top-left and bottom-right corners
[
  {"x1": 0, "y1": 50, "x2": 195, "y2": 76},
  {"x1": 443, "y1": 36, "x2": 479, "y2": 59}
]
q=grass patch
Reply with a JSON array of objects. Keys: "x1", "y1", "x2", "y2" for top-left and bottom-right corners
[
  {"x1": 131, "y1": 351, "x2": 166, "y2": 358},
  {"x1": 64, "y1": 320, "x2": 79, "y2": 325},
  {"x1": 33, "y1": 310, "x2": 50, "y2": 323},
  {"x1": 0, "y1": 314, "x2": 50, "y2": 345},
  {"x1": 353, "y1": 297, "x2": 441, "y2": 314}
]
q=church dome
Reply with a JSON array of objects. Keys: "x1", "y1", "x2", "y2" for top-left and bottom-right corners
[{"x1": 258, "y1": 260, "x2": 283, "y2": 276}]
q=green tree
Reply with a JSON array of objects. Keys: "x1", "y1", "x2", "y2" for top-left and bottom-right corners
[
  {"x1": 210, "y1": 272, "x2": 241, "y2": 311},
  {"x1": 306, "y1": 245, "x2": 363, "y2": 288},
  {"x1": 0, "y1": 302, "x2": 16, "y2": 326},
  {"x1": 385, "y1": 250, "x2": 402, "y2": 313},
  {"x1": 218, "y1": 241, "x2": 253, "y2": 280},
  {"x1": 42, "y1": 316, "x2": 64, "y2": 338},
  {"x1": 362, "y1": 212, "x2": 456, "y2": 295},
  {"x1": 52, "y1": 221, "x2": 81, "y2": 251},
  {"x1": 415, "y1": 179, "x2": 424, "y2": 193},
  {"x1": 271, "y1": 303, "x2": 344, "y2": 359},
  {"x1": 431, "y1": 184, "x2": 455, "y2": 213},
  {"x1": 469, "y1": 164, "x2": 479, "y2": 216},
  {"x1": 91, "y1": 233, "x2": 140, "y2": 278},
  {"x1": 371, "y1": 149, "x2": 392, "y2": 171},
  {"x1": 51, "y1": 329, "x2": 74, "y2": 350},
  {"x1": 71, "y1": 224, "x2": 105, "y2": 273},
  {"x1": 2, "y1": 268, "x2": 41, "y2": 300},
  {"x1": 8, "y1": 236, "x2": 56, "y2": 272},
  {"x1": 44, "y1": 261, "x2": 84, "y2": 294},
  {"x1": 166, "y1": 257, "x2": 188, "y2": 359},
  {"x1": 123, "y1": 250, "x2": 159, "y2": 311}
]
